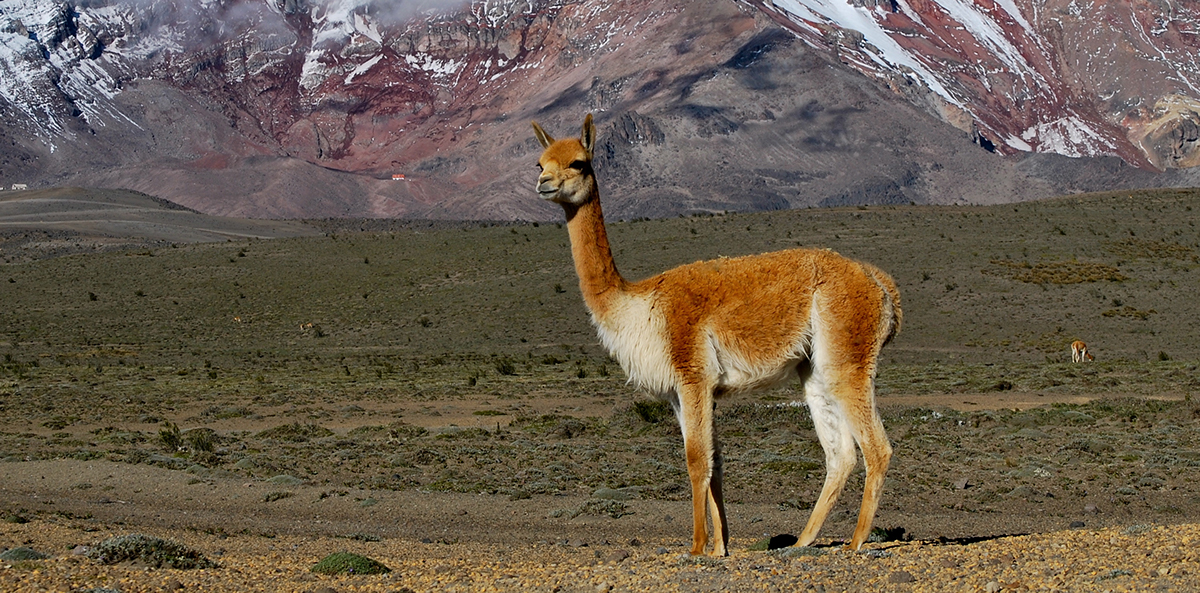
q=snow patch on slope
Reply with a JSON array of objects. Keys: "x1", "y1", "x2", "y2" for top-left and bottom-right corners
[
  {"x1": 773, "y1": 0, "x2": 961, "y2": 106},
  {"x1": 345, "y1": 53, "x2": 383, "y2": 85}
]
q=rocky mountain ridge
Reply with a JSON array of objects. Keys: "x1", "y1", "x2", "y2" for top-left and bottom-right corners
[
  {"x1": 0, "y1": 0, "x2": 1197, "y2": 219},
  {"x1": 757, "y1": 0, "x2": 1200, "y2": 170}
]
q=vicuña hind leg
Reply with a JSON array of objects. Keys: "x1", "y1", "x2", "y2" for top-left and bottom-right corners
[
  {"x1": 707, "y1": 433, "x2": 728, "y2": 556},
  {"x1": 796, "y1": 379, "x2": 857, "y2": 548},
  {"x1": 797, "y1": 370, "x2": 893, "y2": 550},
  {"x1": 848, "y1": 405, "x2": 891, "y2": 550}
]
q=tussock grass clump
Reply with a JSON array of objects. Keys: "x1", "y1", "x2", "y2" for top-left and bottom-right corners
[
  {"x1": 310, "y1": 551, "x2": 390, "y2": 575},
  {"x1": 346, "y1": 421, "x2": 427, "y2": 441},
  {"x1": 631, "y1": 400, "x2": 672, "y2": 424},
  {"x1": 512, "y1": 414, "x2": 589, "y2": 438},
  {"x1": 200, "y1": 405, "x2": 252, "y2": 419},
  {"x1": 255, "y1": 422, "x2": 334, "y2": 442},
  {"x1": 550, "y1": 499, "x2": 632, "y2": 519},
  {"x1": 493, "y1": 357, "x2": 517, "y2": 376},
  {"x1": 1101, "y1": 306, "x2": 1157, "y2": 320},
  {"x1": 262, "y1": 491, "x2": 294, "y2": 503},
  {"x1": 868, "y1": 526, "x2": 908, "y2": 543},
  {"x1": 183, "y1": 428, "x2": 217, "y2": 452},
  {"x1": 158, "y1": 422, "x2": 183, "y2": 452},
  {"x1": 88, "y1": 534, "x2": 215, "y2": 569},
  {"x1": 985, "y1": 259, "x2": 1127, "y2": 284},
  {"x1": 2, "y1": 512, "x2": 30, "y2": 524}
]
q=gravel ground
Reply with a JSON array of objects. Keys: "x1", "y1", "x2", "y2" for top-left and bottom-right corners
[{"x1": 2, "y1": 514, "x2": 1198, "y2": 592}]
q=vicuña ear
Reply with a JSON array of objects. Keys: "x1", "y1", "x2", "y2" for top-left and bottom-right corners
[
  {"x1": 531, "y1": 121, "x2": 555, "y2": 148},
  {"x1": 581, "y1": 113, "x2": 596, "y2": 158}
]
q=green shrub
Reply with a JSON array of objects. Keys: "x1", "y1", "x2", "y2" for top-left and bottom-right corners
[{"x1": 310, "y1": 551, "x2": 390, "y2": 575}]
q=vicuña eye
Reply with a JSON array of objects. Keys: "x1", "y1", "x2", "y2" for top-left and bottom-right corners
[{"x1": 569, "y1": 160, "x2": 587, "y2": 170}]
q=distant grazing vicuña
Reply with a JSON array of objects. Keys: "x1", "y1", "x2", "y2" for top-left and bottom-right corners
[
  {"x1": 531, "y1": 114, "x2": 903, "y2": 555},
  {"x1": 1071, "y1": 340, "x2": 1094, "y2": 362}
]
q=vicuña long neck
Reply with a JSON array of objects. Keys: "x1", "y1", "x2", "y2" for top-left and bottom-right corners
[{"x1": 563, "y1": 191, "x2": 626, "y2": 317}]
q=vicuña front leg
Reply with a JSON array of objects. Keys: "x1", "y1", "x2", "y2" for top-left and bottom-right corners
[{"x1": 678, "y1": 383, "x2": 727, "y2": 556}]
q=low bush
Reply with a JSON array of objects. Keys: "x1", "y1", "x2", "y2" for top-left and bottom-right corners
[{"x1": 310, "y1": 551, "x2": 390, "y2": 575}]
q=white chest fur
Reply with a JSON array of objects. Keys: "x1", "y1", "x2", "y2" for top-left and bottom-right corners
[{"x1": 591, "y1": 293, "x2": 677, "y2": 395}]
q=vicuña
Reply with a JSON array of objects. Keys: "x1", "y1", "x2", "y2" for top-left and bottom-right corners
[
  {"x1": 1071, "y1": 340, "x2": 1094, "y2": 362},
  {"x1": 532, "y1": 114, "x2": 902, "y2": 556}
]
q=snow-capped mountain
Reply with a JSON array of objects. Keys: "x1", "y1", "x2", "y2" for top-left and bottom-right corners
[
  {"x1": 0, "y1": 0, "x2": 1196, "y2": 219},
  {"x1": 756, "y1": 0, "x2": 1200, "y2": 170}
]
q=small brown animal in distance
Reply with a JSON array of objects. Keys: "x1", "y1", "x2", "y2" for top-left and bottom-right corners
[
  {"x1": 1071, "y1": 340, "x2": 1094, "y2": 362},
  {"x1": 532, "y1": 114, "x2": 902, "y2": 556}
]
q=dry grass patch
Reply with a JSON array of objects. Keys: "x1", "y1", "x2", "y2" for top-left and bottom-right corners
[
  {"x1": 1104, "y1": 238, "x2": 1198, "y2": 261},
  {"x1": 985, "y1": 259, "x2": 1128, "y2": 284}
]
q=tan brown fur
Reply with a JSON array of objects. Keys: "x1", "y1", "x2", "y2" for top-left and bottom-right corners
[{"x1": 532, "y1": 114, "x2": 902, "y2": 555}]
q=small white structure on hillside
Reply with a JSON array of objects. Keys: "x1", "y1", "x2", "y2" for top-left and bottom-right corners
[{"x1": 11, "y1": 184, "x2": 28, "y2": 190}]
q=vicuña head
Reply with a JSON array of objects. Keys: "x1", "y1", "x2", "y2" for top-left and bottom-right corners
[{"x1": 532, "y1": 113, "x2": 902, "y2": 556}]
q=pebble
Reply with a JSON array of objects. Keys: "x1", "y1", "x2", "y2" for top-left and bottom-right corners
[
  {"x1": 887, "y1": 570, "x2": 915, "y2": 583},
  {"x1": 984, "y1": 581, "x2": 1003, "y2": 593},
  {"x1": 605, "y1": 549, "x2": 630, "y2": 563},
  {"x1": 591, "y1": 487, "x2": 637, "y2": 501},
  {"x1": 0, "y1": 546, "x2": 47, "y2": 561}
]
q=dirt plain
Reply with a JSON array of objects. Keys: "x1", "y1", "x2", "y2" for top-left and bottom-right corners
[{"x1": 2, "y1": 188, "x2": 1200, "y2": 591}]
